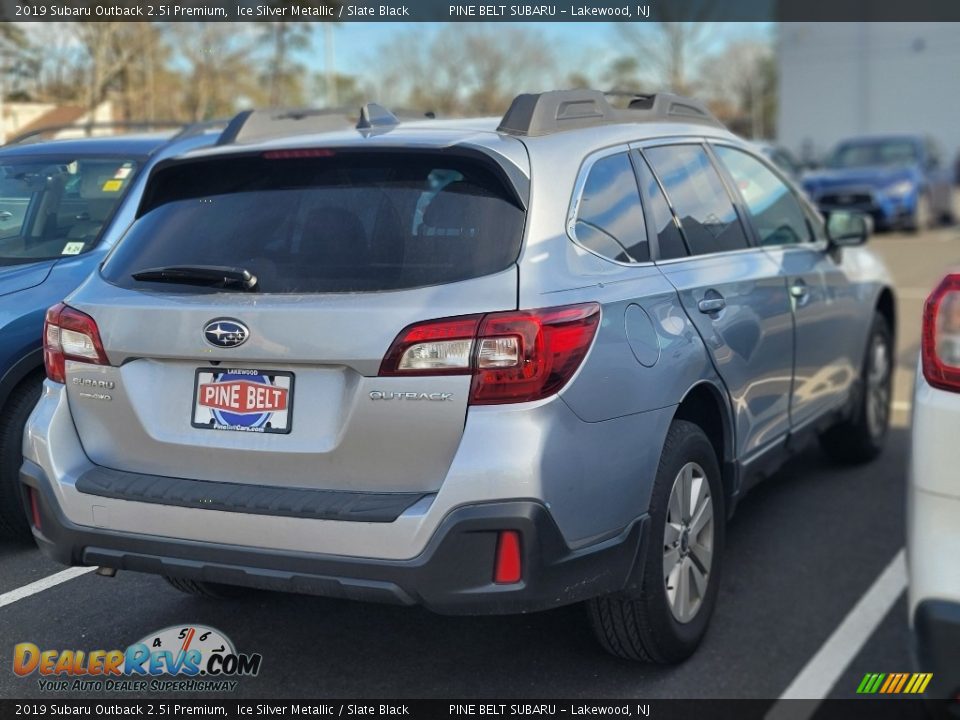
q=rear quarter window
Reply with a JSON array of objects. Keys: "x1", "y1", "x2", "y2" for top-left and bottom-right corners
[
  {"x1": 571, "y1": 151, "x2": 649, "y2": 264},
  {"x1": 103, "y1": 152, "x2": 525, "y2": 294}
]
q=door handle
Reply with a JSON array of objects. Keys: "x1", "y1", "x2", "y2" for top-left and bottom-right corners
[
  {"x1": 790, "y1": 280, "x2": 809, "y2": 299},
  {"x1": 698, "y1": 296, "x2": 726, "y2": 314},
  {"x1": 0, "y1": 211, "x2": 11, "y2": 221}
]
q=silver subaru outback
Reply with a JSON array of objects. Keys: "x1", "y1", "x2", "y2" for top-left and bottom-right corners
[{"x1": 22, "y1": 91, "x2": 895, "y2": 663}]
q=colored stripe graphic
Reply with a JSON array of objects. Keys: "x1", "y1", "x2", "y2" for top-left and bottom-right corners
[
  {"x1": 893, "y1": 673, "x2": 909, "y2": 693},
  {"x1": 856, "y1": 672, "x2": 933, "y2": 694}
]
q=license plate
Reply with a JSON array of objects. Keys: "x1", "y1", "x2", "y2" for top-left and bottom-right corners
[{"x1": 192, "y1": 369, "x2": 294, "y2": 434}]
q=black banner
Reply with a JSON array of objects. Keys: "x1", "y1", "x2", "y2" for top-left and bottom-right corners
[
  {"x1": 0, "y1": 700, "x2": 950, "y2": 720},
  {"x1": 3, "y1": 0, "x2": 960, "y2": 22}
]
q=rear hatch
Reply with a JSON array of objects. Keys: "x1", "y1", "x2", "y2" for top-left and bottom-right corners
[{"x1": 62, "y1": 147, "x2": 527, "y2": 493}]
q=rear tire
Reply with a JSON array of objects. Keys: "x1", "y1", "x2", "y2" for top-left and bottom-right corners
[
  {"x1": 0, "y1": 376, "x2": 43, "y2": 541},
  {"x1": 587, "y1": 420, "x2": 724, "y2": 663},
  {"x1": 820, "y1": 312, "x2": 892, "y2": 464},
  {"x1": 163, "y1": 576, "x2": 249, "y2": 600}
]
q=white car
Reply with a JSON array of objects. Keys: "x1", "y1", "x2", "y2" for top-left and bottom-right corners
[{"x1": 908, "y1": 272, "x2": 960, "y2": 701}]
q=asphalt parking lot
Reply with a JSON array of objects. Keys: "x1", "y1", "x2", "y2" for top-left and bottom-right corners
[{"x1": 1, "y1": 222, "x2": 959, "y2": 705}]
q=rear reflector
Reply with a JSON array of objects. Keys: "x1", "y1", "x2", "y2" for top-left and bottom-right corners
[
  {"x1": 494, "y1": 530, "x2": 522, "y2": 584},
  {"x1": 922, "y1": 274, "x2": 960, "y2": 393},
  {"x1": 379, "y1": 303, "x2": 601, "y2": 404},
  {"x1": 28, "y1": 487, "x2": 42, "y2": 531}
]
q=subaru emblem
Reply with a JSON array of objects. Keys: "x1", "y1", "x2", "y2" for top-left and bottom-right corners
[{"x1": 203, "y1": 319, "x2": 249, "y2": 348}]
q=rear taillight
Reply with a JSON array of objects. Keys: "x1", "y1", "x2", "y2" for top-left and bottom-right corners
[
  {"x1": 922, "y1": 274, "x2": 960, "y2": 393},
  {"x1": 43, "y1": 303, "x2": 109, "y2": 384},
  {"x1": 379, "y1": 315, "x2": 482, "y2": 376},
  {"x1": 379, "y1": 303, "x2": 601, "y2": 404}
]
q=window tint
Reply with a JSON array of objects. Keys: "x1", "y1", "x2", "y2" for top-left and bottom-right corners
[
  {"x1": 102, "y1": 153, "x2": 524, "y2": 294},
  {"x1": 634, "y1": 152, "x2": 687, "y2": 260},
  {"x1": 573, "y1": 152, "x2": 649, "y2": 264},
  {"x1": 715, "y1": 146, "x2": 811, "y2": 246},
  {"x1": 644, "y1": 145, "x2": 749, "y2": 256},
  {"x1": 0, "y1": 156, "x2": 139, "y2": 265}
]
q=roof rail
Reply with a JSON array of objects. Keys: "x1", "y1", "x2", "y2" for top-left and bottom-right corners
[
  {"x1": 6, "y1": 120, "x2": 186, "y2": 145},
  {"x1": 497, "y1": 89, "x2": 722, "y2": 137},
  {"x1": 215, "y1": 102, "x2": 432, "y2": 146}
]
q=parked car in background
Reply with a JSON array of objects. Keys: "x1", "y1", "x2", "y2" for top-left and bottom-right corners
[
  {"x1": 0, "y1": 128, "x2": 221, "y2": 539},
  {"x1": 753, "y1": 141, "x2": 803, "y2": 182},
  {"x1": 802, "y1": 134, "x2": 954, "y2": 231},
  {"x1": 909, "y1": 272, "x2": 960, "y2": 703},
  {"x1": 22, "y1": 91, "x2": 897, "y2": 663}
]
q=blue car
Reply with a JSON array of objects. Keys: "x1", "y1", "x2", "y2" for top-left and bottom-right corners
[
  {"x1": 0, "y1": 129, "x2": 220, "y2": 538},
  {"x1": 802, "y1": 134, "x2": 955, "y2": 232}
]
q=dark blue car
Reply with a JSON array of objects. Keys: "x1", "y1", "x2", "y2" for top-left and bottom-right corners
[
  {"x1": 802, "y1": 134, "x2": 955, "y2": 232},
  {"x1": 0, "y1": 130, "x2": 219, "y2": 538}
]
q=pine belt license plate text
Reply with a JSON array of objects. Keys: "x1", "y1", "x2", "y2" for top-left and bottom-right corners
[{"x1": 192, "y1": 369, "x2": 294, "y2": 434}]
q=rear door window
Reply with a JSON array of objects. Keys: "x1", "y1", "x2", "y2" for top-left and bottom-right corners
[
  {"x1": 572, "y1": 152, "x2": 649, "y2": 263},
  {"x1": 644, "y1": 145, "x2": 750, "y2": 256},
  {"x1": 0, "y1": 157, "x2": 139, "y2": 265},
  {"x1": 103, "y1": 152, "x2": 525, "y2": 294},
  {"x1": 714, "y1": 146, "x2": 812, "y2": 246}
]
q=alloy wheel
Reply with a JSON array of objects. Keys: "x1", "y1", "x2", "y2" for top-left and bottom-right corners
[{"x1": 663, "y1": 461, "x2": 714, "y2": 624}]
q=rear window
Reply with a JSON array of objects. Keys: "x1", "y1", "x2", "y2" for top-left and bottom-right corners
[
  {"x1": 0, "y1": 156, "x2": 139, "y2": 265},
  {"x1": 102, "y1": 152, "x2": 525, "y2": 294}
]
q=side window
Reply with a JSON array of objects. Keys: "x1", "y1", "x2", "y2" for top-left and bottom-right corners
[
  {"x1": 633, "y1": 151, "x2": 687, "y2": 260},
  {"x1": 573, "y1": 152, "x2": 649, "y2": 264},
  {"x1": 714, "y1": 146, "x2": 812, "y2": 246},
  {"x1": 644, "y1": 145, "x2": 749, "y2": 256}
]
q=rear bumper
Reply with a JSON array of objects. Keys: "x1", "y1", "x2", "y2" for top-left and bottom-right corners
[{"x1": 21, "y1": 459, "x2": 648, "y2": 615}]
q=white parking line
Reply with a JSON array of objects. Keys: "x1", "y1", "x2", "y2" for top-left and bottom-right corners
[
  {"x1": 764, "y1": 549, "x2": 906, "y2": 720},
  {"x1": 0, "y1": 566, "x2": 96, "y2": 609},
  {"x1": 892, "y1": 400, "x2": 912, "y2": 413}
]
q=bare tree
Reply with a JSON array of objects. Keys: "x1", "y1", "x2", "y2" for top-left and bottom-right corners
[
  {"x1": 169, "y1": 23, "x2": 261, "y2": 120},
  {"x1": 699, "y1": 40, "x2": 776, "y2": 138},
  {"x1": 376, "y1": 24, "x2": 557, "y2": 115},
  {"x1": 617, "y1": 13, "x2": 719, "y2": 95},
  {"x1": 73, "y1": 22, "x2": 143, "y2": 113}
]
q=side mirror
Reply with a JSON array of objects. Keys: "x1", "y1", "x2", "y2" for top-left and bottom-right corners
[{"x1": 826, "y1": 210, "x2": 870, "y2": 247}]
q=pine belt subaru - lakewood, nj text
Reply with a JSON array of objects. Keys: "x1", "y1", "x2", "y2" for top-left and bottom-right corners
[{"x1": 22, "y1": 91, "x2": 896, "y2": 662}]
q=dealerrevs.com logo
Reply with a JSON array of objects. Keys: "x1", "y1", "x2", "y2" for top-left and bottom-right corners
[{"x1": 13, "y1": 625, "x2": 262, "y2": 693}]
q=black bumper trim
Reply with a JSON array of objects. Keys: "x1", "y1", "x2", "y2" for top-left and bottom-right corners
[
  {"x1": 22, "y1": 460, "x2": 648, "y2": 615},
  {"x1": 913, "y1": 599, "x2": 960, "y2": 699},
  {"x1": 75, "y1": 465, "x2": 427, "y2": 523}
]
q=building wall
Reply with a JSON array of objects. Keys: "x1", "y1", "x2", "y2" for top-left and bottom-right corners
[{"x1": 778, "y1": 23, "x2": 960, "y2": 164}]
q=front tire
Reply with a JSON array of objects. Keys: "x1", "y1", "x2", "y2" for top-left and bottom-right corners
[
  {"x1": 587, "y1": 420, "x2": 725, "y2": 663},
  {"x1": 0, "y1": 377, "x2": 43, "y2": 540},
  {"x1": 820, "y1": 312, "x2": 892, "y2": 464}
]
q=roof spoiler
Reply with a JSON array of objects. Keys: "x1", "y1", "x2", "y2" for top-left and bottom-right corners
[
  {"x1": 216, "y1": 103, "x2": 435, "y2": 146},
  {"x1": 497, "y1": 89, "x2": 722, "y2": 137}
]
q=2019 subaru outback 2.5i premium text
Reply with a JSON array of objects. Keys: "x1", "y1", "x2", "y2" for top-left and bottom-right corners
[{"x1": 22, "y1": 92, "x2": 896, "y2": 662}]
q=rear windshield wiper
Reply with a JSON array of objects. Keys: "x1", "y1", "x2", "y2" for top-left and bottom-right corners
[{"x1": 131, "y1": 265, "x2": 259, "y2": 292}]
